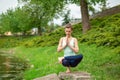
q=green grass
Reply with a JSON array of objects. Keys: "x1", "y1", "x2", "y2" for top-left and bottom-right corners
[
  {"x1": 0, "y1": 13, "x2": 120, "y2": 48},
  {"x1": 11, "y1": 43, "x2": 120, "y2": 80},
  {"x1": 0, "y1": 13, "x2": 120, "y2": 80}
]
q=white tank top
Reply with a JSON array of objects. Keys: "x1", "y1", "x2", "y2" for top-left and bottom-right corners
[{"x1": 62, "y1": 37, "x2": 76, "y2": 57}]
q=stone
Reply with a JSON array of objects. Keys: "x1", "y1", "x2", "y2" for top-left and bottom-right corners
[
  {"x1": 58, "y1": 71, "x2": 91, "y2": 80},
  {"x1": 33, "y1": 71, "x2": 92, "y2": 80},
  {"x1": 33, "y1": 73, "x2": 60, "y2": 80}
]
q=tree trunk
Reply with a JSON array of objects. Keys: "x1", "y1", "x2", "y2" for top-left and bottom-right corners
[
  {"x1": 22, "y1": 31, "x2": 26, "y2": 36},
  {"x1": 80, "y1": 0, "x2": 91, "y2": 33},
  {"x1": 38, "y1": 26, "x2": 42, "y2": 35}
]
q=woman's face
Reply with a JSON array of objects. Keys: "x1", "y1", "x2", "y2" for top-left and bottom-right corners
[{"x1": 65, "y1": 28, "x2": 72, "y2": 36}]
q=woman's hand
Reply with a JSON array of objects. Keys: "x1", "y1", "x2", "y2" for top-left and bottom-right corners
[
  {"x1": 57, "y1": 37, "x2": 67, "y2": 52},
  {"x1": 67, "y1": 38, "x2": 79, "y2": 53},
  {"x1": 66, "y1": 36, "x2": 69, "y2": 46}
]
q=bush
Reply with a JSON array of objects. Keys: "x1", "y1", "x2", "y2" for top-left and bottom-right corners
[
  {"x1": 0, "y1": 13, "x2": 120, "y2": 48},
  {"x1": 79, "y1": 13, "x2": 120, "y2": 48}
]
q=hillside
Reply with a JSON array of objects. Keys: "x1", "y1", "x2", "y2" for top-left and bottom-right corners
[
  {"x1": 22, "y1": 13, "x2": 120, "y2": 49},
  {"x1": 0, "y1": 13, "x2": 120, "y2": 50},
  {"x1": 0, "y1": 12, "x2": 120, "y2": 80}
]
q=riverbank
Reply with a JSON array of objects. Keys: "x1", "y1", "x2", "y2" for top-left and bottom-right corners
[
  {"x1": 1, "y1": 43, "x2": 119, "y2": 80},
  {"x1": 0, "y1": 50, "x2": 28, "y2": 80}
]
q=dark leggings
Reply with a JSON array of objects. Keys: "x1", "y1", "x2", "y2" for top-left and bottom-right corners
[{"x1": 62, "y1": 54, "x2": 83, "y2": 67}]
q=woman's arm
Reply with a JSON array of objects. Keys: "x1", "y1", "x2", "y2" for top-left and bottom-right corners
[
  {"x1": 68, "y1": 38, "x2": 79, "y2": 53},
  {"x1": 57, "y1": 37, "x2": 66, "y2": 52}
]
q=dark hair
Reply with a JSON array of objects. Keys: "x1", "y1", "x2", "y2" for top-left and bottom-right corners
[{"x1": 65, "y1": 23, "x2": 73, "y2": 30}]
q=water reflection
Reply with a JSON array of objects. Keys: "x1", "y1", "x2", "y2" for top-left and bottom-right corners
[{"x1": 0, "y1": 52, "x2": 28, "y2": 80}]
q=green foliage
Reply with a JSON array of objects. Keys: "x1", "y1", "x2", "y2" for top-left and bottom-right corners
[
  {"x1": 80, "y1": 13, "x2": 120, "y2": 48},
  {"x1": 0, "y1": 37, "x2": 19, "y2": 48},
  {"x1": 0, "y1": 36, "x2": 34, "y2": 48},
  {"x1": 0, "y1": 0, "x2": 66, "y2": 35},
  {"x1": 22, "y1": 23, "x2": 83, "y2": 47},
  {"x1": 0, "y1": 8, "x2": 33, "y2": 34},
  {"x1": 62, "y1": 10, "x2": 71, "y2": 25},
  {"x1": 0, "y1": 13, "x2": 120, "y2": 48},
  {"x1": 23, "y1": 28, "x2": 65, "y2": 47},
  {"x1": 10, "y1": 44, "x2": 120, "y2": 80},
  {"x1": 0, "y1": 9, "x2": 120, "y2": 80}
]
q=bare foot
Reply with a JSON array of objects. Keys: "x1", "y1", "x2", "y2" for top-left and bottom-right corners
[
  {"x1": 58, "y1": 57, "x2": 64, "y2": 64},
  {"x1": 66, "y1": 67, "x2": 71, "y2": 73},
  {"x1": 66, "y1": 70, "x2": 71, "y2": 73}
]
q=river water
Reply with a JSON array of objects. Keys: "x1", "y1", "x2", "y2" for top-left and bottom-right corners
[{"x1": 0, "y1": 52, "x2": 28, "y2": 80}]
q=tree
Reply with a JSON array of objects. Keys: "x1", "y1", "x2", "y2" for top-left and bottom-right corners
[
  {"x1": 64, "y1": 0, "x2": 106, "y2": 33},
  {"x1": 80, "y1": 0, "x2": 90, "y2": 33},
  {"x1": 88, "y1": 4, "x2": 96, "y2": 15},
  {"x1": 99, "y1": 0, "x2": 109, "y2": 11},
  {"x1": 88, "y1": 0, "x2": 108, "y2": 15},
  {"x1": 0, "y1": 9, "x2": 20, "y2": 33},
  {"x1": 23, "y1": 4, "x2": 49, "y2": 35},
  {"x1": 18, "y1": 0, "x2": 106, "y2": 33},
  {"x1": 0, "y1": 7, "x2": 34, "y2": 35},
  {"x1": 18, "y1": 0, "x2": 66, "y2": 35},
  {"x1": 14, "y1": 7, "x2": 33, "y2": 35},
  {"x1": 62, "y1": 10, "x2": 71, "y2": 25}
]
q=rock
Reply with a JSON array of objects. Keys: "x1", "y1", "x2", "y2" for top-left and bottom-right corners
[
  {"x1": 59, "y1": 71, "x2": 91, "y2": 80},
  {"x1": 33, "y1": 73, "x2": 60, "y2": 80},
  {"x1": 33, "y1": 71, "x2": 92, "y2": 80}
]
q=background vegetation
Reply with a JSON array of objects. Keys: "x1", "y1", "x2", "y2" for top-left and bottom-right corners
[
  {"x1": 0, "y1": 13, "x2": 120, "y2": 49},
  {"x1": 0, "y1": 13, "x2": 120, "y2": 80}
]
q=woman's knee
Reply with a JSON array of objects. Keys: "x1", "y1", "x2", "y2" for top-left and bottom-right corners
[
  {"x1": 62, "y1": 59, "x2": 70, "y2": 67},
  {"x1": 70, "y1": 63, "x2": 77, "y2": 67},
  {"x1": 78, "y1": 54, "x2": 83, "y2": 60}
]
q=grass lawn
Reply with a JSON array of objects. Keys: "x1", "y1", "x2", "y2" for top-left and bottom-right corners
[
  {"x1": 0, "y1": 12, "x2": 120, "y2": 80},
  {"x1": 10, "y1": 43, "x2": 120, "y2": 80}
]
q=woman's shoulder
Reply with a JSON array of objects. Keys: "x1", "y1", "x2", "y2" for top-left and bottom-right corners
[
  {"x1": 62, "y1": 37, "x2": 66, "y2": 39},
  {"x1": 72, "y1": 37, "x2": 78, "y2": 42},
  {"x1": 72, "y1": 37, "x2": 77, "y2": 40},
  {"x1": 60, "y1": 37, "x2": 65, "y2": 40}
]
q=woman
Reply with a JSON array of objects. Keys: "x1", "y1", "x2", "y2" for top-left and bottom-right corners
[{"x1": 57, "y1": 23, "x2": 83, "y2": 73}]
